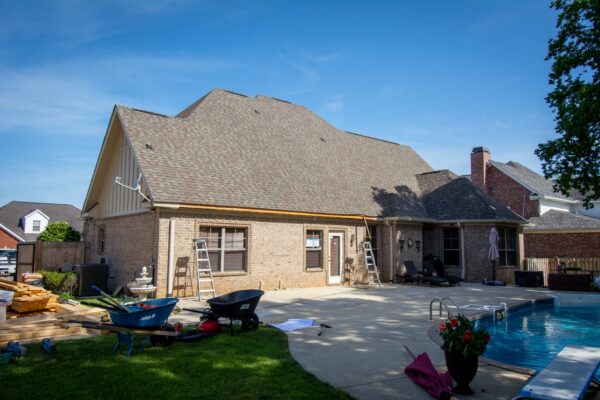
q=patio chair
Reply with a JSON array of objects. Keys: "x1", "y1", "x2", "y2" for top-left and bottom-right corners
[
  {"x1": 421, "y1": 260, "x2": 449, "y2": 286},
  {"x1": 425, "y1": 255, "x2": 463, "y2": 286},
  {"x1": 396, "y1": 261, "x2": 423, "y2": 284}
]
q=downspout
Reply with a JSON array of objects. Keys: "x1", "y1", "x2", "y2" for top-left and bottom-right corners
[
  {"x1": 386, "y1": 220, "x2": 394, "y2": 281},
  {"x1": 167, "y1": 218, "x2": 176, "y2": 297},
  {"x1": 458, "y1": 222, "x2": 466, "y2": 280}
]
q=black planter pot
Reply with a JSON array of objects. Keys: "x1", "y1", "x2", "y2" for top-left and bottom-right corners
[{"x1": 442, "y1": 346, "x2": 479, "y2": 395}]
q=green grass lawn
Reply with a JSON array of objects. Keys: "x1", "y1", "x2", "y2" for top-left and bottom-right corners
[{"x1": 1, "y1": 328, "x2": 352, "y2": 400}]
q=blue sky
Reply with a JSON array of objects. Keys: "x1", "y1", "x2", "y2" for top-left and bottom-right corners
[{"x1": 0, "y1": 0, "x2": 557, "y2": 208}]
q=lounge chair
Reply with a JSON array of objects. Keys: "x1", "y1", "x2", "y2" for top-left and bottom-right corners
[
  {"x1": 421, "y1": 260, "x2": 449, "y2": 286},
  {"x1": 396, "y1": 261, "x2": 423, "y2": 284},
  {"x1": 423, "y1": 254, "x2": 463, "y2": 286},
  {"x1": 515, "y1": 345, "x2": 600, "y2": 400}
]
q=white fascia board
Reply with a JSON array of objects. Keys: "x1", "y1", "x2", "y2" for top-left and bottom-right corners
[
  {"x1": 0, "y1": 223, "x2": 25, "y2": 241},
  {"x1": 22, "y1": 209, "x2": 50, "y2": 221}
]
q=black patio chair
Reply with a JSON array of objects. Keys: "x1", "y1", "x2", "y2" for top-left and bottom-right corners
[
  {"x1": 421, "y1": 259, "x2": 449, "y2": 286},
  {"x1": 424, "y1": 254, "x2": 463, "y2": 286},
  {"x1": 396, "y1": 260, "x2": 423, "y2": 284}
]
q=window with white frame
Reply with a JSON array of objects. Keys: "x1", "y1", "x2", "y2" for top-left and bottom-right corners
[
  {"x1": 32, "y1": 220, "x2": 41, "y2": 232},
  {"x1": 199, "y1": 227, "x2": 247, "y2": 272},
  {"x1": 498, "y1": 227, "x2": 517, "y2": 266},
  {"x1": 306, "y1": 230, "x2": 322, "y2": 269}
]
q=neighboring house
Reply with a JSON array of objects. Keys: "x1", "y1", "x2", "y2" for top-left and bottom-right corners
[
  {"x1": 470, "y1": 147, "x2": 600, "y2": 258},
  {"x1": 0, "y1": 201, "x2": 83, "y2": 248},
  {"x1": 81, "y1": 89, "x2": 525, "y2": 297}
]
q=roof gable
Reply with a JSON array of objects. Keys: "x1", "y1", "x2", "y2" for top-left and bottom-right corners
[
  {"x1": 22, "y1": 209, "x2": 50, "y2": 221},
  {"x1": 489, "y1": 160, "x2": 577, "y2": 202}
]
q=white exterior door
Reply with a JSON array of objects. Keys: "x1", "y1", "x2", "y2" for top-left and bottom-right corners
[{"x1": 328, "y1": 233, "x2": 344, "y2": 284}]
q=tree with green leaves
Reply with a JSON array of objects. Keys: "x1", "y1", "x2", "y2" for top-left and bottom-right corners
[
  {"x1": 38, "y1": 221, "x2": 81, "y2": 242},
  {"x1": 535, "y1": 0, "x2": 600, "y2": 207}
]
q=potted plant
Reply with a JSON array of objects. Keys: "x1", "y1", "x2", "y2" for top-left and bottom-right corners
[{"x1": 439, "y1": 314, "x2": 490, "y2": 395}]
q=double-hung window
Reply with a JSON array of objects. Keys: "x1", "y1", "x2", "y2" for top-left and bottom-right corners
[
  {"x1": 498, "y1": 227, "x2": 517, "y2": 266},
  {"x1": 306, "y1": 230, "x2": 322, "y2": 269},
  {"x1": 443, "y1": 228, "x2": 460, "y2": 266},
  {"x1": 32, "y1": 220, "x2": 41, "y2": 232},
  {"x1": 199, "y1": 227, "x2": 247, "y2": 272}
]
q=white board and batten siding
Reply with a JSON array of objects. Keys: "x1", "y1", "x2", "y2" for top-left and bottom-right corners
[{"x1": 87, "y1": 121, "x2": 150, "y2": 219}]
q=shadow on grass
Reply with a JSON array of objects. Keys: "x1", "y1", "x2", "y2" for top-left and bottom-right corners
[{"x1": 1, "y1": 329, "x2": 352, "y2": 400}]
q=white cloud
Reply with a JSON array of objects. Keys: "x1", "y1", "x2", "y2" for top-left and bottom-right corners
[{"x1": 0, "y1": 54, "x2": 240, "y2": 137}]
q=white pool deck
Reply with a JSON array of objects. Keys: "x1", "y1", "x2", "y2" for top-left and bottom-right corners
[{"x1": 173, "y1": 284, "x2": 600, "y2": 400}]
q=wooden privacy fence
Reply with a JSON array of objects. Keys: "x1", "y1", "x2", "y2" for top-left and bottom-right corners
[
  {"x1": 525, "y1": 257, "x2": 600, "y2": 286},
  {"x1": 16, "y1": 241, "x2": 87, "y2": 278}
]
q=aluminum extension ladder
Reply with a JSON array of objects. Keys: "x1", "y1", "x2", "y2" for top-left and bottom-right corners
[
  {"x1": 362, "y1": 241, "x2": 382, "y2": 287},
  {"x1": 194, "y1": 239, "x2": 216, "y2": 300}
]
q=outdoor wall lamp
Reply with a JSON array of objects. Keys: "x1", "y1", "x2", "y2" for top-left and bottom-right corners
[
  {"x1": 350, "y1": 234, "x2": 356, "y2": 246},
  {"x1": 416, "y1": 240, "x2": 421, "y2": 251},
  {"x1": 399, "y1": 239, "x2": 405, "y2": 252}
]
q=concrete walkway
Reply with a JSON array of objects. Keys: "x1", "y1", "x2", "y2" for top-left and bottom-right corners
[{"x1": 173, "y1": 284, "x2": 600, "y2": 400}]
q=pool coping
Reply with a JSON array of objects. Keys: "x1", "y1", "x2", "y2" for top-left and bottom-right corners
[{"x1": 427, "y1": 294, "x2": 558, "y2": 377}]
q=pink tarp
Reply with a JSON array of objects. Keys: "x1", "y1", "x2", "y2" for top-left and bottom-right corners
[{"x1": 404, "y1": 352, "x2": 452, "y2": 399}]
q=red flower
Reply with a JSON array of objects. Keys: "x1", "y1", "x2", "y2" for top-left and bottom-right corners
[
  {"x1": 485, "y1": 335, "x2": 491, "y2": 344},
  {"x1": 450, "y1": 319, "x2": 458, "y2": 328},
  {"x1": 463, "y1": 331, "x2": 473, "y2": 341},
  {"x1": 440, "y1": 322, "x2": 447, "y2": 331}
]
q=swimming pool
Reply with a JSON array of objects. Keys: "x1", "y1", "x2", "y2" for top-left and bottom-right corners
[{"x1": 477, "y1": 295, "x2": 600, "y2": 378}]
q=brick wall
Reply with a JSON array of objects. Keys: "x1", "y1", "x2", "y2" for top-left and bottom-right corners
[
  {"x1": 0, "y1": 229, "x2": 19, "y2": 249},
  {"x1": 154, "y1": 210, "x2": 369, "y2": 297},
  {"x1": 463, "y1": 224, "x2": 522, "y2": 282},
  {"x1": 83, "y1": 211, "x2": 158, "y2": 291},
  {"x1": 486, "y1": 165, "x2": 539, "y2": 219},
  {"x1": 524, "y1": 232, "x2": 600, "y2": 258},
  {"x1": 420, "y1": 224, "x2": 522, "y2": 283}
]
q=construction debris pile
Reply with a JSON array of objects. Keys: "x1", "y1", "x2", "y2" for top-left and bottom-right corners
[
  {"x1": 0, "y1": 304, "x2": 105, "y2": 346},
  {"x1": 0, "y1": 278, "x2": 58, "y2": 315}
]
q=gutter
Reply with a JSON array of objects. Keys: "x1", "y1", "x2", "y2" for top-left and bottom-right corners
[
  {"x1": 524, "y1": 228, "x2": 600, "y2": 234},
  {"x1": 381, "y1": 216, "x2": 527, "y2": 225},
  {"x1": 151, "y1": 202, "x2": 378, "y2": 221},
  {"x1": 530, "y1": 194, "x2": 579, "y2": 205}
]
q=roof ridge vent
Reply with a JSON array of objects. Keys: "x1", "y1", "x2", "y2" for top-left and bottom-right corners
[
  {"x1": 223, "y1": 90, "x2": 249, "y2": 98},
  {"x1": 130, "y1": 108, "x2": 170, "y2": 118},
  {"x1": 343, "y1": 131, "x2": 399, "y2": 146}
]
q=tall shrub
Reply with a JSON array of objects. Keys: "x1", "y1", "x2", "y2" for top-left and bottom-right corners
[{"x1": 38, "y1": 221, "x2": 81, "y2": 242}]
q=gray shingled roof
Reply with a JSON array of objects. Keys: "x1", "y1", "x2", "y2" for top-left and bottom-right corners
[
  {"x1": 418, "y1": 170, "x2": 525, "y2": 221},
  {"x1": 0, "y1": 201, "x2": 83, "y2": 242},
  {"x1": 488, "y1": 160, "x2": 577, "y2": 201},
  {"x1": 109, "y1": 89, "x2": 523, "y2": 222},
  {"x1": 525, "y1": 209, "x2": 600, "y2": 231},
  {"x1": 118, "y1": 89, "x2": 434, "y2": 217}
]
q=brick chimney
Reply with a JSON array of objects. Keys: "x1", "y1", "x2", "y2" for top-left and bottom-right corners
[{"x1": 471, "y1": 146, "x2": 490, "y2": 190}]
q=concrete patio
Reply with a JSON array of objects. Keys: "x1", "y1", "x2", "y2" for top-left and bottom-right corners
[{"x1": 174, "y1": 284, "x2": 600, "y2": 399}]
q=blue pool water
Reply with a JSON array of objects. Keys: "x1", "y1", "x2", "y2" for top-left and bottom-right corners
[{"x1": 477, "y1": 299, "x2": 600, "y2": 378}]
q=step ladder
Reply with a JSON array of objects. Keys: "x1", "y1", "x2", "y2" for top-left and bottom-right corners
[
  {"x1": 362, "y1": 241, "x2": 381, "y2": 287},
  {"x1": 194, "y1": 239, "x2": 216, "y2": 300}
]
